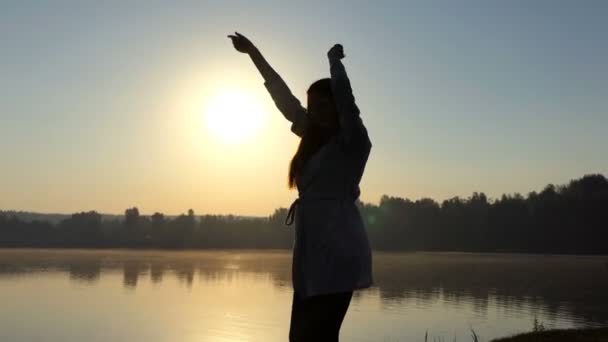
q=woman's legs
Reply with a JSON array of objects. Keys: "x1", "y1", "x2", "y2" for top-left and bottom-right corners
[{"x1": 288, "y1": 290, "x2": 353, "y2": 342}]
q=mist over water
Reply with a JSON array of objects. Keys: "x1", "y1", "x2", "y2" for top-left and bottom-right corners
[{"x1": 0, "y1": 249, "x2": 606, "y2": 341}]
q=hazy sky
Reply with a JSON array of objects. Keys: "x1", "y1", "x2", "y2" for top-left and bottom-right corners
[{"x1": 1, "y1": 1, "x2": 607, "y2": 216}]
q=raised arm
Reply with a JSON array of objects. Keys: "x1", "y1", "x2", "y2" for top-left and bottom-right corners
[
  {"x1": 327, "y1": 44, "x2": 370, "y2": 149},
  {"x1": 228, "y1": 32, "x2": 308, "y2": 136}
]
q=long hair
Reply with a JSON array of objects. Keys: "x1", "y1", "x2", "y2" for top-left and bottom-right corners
[{"x1": 288, "y1": 78, "x2": 336, "y2": 189}]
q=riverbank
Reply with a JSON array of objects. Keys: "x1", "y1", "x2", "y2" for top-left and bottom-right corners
[{"x1": 491, "y1": 328, "x2": 608, "y2": 341}]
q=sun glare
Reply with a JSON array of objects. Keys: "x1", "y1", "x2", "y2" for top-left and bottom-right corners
[{"x1": 204, "y1": 88, "x2": 266, "y2": 144}]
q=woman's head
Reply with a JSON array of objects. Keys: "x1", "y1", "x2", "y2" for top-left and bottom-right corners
[
  {"x1": 287, "y1": 78, "x2": 340, "y2": 189},
  {"x1": 307, "y1": 78, "x2": 339, "y2": 131}
]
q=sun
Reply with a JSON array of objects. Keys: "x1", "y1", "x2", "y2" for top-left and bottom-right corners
[{"x1": 204, "y1": 88, "x2": 266, "y2": 144}]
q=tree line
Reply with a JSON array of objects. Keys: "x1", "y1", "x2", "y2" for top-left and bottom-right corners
[{"x1": 1, "y1": 174, "x2": 606, "y2": 254}]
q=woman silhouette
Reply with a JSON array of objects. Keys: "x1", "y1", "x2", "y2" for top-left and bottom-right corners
[{"x1": 228, "y1": 32, "x2": 373, "y2": 341}]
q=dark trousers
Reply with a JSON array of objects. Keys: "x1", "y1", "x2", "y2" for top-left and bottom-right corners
[{"x1": 288, "y1": 290, "x2": 353, "y2": 342}]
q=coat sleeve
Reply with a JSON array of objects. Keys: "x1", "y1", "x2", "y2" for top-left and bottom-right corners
[
  {"x1": 329, "y1": 60, "x2": 371, "y2": 151},
  {"x1": 264, "y1": 75, "x2": 309, "y2": 137}
]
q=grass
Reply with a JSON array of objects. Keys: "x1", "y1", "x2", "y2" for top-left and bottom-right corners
[
  {"x1": 489, "y1": 327, "x2": 608, "y2": 341},
  {"x1": 422, "y1": 328, "x2": 479, "y2": 342},
  {"x1": 416, "y1": 326, "x2": 608, "y2": 342}
]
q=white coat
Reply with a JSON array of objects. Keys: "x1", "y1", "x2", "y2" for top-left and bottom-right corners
[{"x1": 264, "y1": 59, "x2": 373, "y2": 298}]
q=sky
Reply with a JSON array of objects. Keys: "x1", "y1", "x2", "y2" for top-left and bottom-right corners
[{"x1": 1, "y1": 1, "x2": 607, "y2": 216}]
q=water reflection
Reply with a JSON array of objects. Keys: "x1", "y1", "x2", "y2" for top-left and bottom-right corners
[
  {"x1": 68, "y1": 260, "x2": 101, "y2": 283},
  {"x1": 1, "y1": 249, "x2": 607, "y2": 328}
]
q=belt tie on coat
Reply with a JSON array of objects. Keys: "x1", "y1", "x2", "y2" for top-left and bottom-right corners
[
  {"x1": 284, "y1": 196, "x2": 348, "y2": 226},
  {"x1": 285, "y1": 198, "x2": 300, "y2": 226}
]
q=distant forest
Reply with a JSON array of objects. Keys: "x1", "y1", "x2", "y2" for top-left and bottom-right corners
[{"x1": 1, "y1": 174, "x2": 606, "y2": 254}]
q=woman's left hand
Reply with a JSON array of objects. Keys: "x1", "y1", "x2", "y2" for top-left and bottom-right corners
[{"x1": 328, "y1": 44, "x2": 345, "y2": 62}]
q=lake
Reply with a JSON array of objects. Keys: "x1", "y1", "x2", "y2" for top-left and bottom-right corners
[{"x1": 0, "y1": 249, "x2": 606, "y2": 341}]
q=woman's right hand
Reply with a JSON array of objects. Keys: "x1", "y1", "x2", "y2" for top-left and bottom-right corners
[{"x1": 227, "y1": 32, "x2": 256, "y2": 54}]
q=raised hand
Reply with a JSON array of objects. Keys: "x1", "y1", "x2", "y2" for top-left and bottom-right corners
[
  {"x1": 328, "y1": 44, "x2": 345, "y2": 62},
  {"x1": 227, "y1": 31, "x2": 256, "y2": 54}
]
